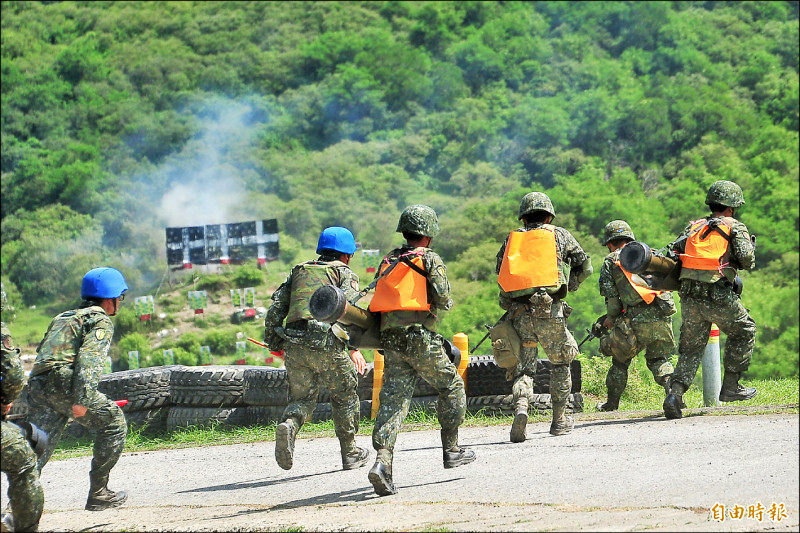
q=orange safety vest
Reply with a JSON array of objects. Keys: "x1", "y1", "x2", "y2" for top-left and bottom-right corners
[
  {"x1": 369, "y1": 253, "x2": 430, "y2": 312},
  {"x1": 497, "y1": 228, "x2": 559, "y2": 293},
  {"x1": 679, "y1": 219, "x2": 732, "y2": 272},
  {"x1": 615, "y1": 260, "x2": 663, "y2": 304}
]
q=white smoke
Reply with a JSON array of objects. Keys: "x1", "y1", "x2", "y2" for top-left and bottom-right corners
[{"x1": 156, "y1": 98, "x2": 262, "y2": 228}]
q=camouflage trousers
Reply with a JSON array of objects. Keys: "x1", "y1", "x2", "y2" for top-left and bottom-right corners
[
  {"x1": 600, "y1": 317, "x2": 675, "y2": 399},
  {"x1": 1, "y1": 420, "x2": 44, "y2": 531},
  {"x1": 508, "y1": 305, "x2": 579, "y2": 407},
  {"x1": 672, "y1": 291, "x2": 756, "y2": 390},
  {"x1": 26, "y1": 367, "x2": 127, "y2": 483},
  {"x1": 373, "y1": 325, "x2": 466, "y2": 452},
  {"x1": 282, "y1": 341, "x2": 360, "y2": 452}
]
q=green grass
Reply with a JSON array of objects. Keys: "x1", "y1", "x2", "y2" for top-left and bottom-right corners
[
  {"x1": 47, "y1": 356, "x2": 800, "y2": 461},
  {"x1": 577, "y1": 353, "x2": 800, "y2": 412}
]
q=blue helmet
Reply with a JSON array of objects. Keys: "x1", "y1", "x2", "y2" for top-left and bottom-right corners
[
  {"x1": 81, "y1": 267, "x2": 129, "y2": 299},
  {"x1": 316, "y1": 227, "x2": 357, "y2": 255}
]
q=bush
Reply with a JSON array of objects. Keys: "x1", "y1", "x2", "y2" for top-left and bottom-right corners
[
  {"x1": 115, "y1": 332, "x2": 151, "y2": 370},
  {"x1": 194, "y1": 274, "x2": 229, "y2": 293},
  {"x1": 232, "y1": 263, "x2": 265, "y2": 287}
]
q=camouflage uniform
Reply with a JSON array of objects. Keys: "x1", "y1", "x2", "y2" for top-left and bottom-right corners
[
  {"x1": 265, "y1": 258, "x2": 365, "y2": 465},
  {"x1": 25, "y1": 304, "x2": 127, "y2": 490},
  {"x1": 496, "y1": 225, "x2": 589, "y2": 419},
  {"x1": 368, "y1": 205, "x2": 473, "y2": 497},
  {"x1": 597, "y1": 247, "x2": 676, "y2": 405},
  {"x1": 663, "y1": 180, "x2": 758, "y2": 419},
  {"x1": 496, "y1": 192, "x2": 592, "y2": 439},
  {"x1": 372, "y1": 245, "x2": 466, "y2": 452},
  {"x1": 2, "y1": 322, "x2": 44, "y2": 532},
  {"x1": 669, "y1": 217, "x2": 756, "y2": 389}
]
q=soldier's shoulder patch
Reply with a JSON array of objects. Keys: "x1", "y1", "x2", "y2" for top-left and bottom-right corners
[
  {"x1": 435, "y1": 265, "x2": 447, "y2": 277},
  {"x1": 351, "y1": 280, "x2": 359, "y2": 291},
  {"x1": 95, "y1": 329, "x2": 107, "y2": 341}
]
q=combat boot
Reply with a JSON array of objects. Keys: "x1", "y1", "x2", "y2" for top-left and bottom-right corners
[
  {"x1": 342, "y1": 447, "x2": 370, "y2": 470},
  {"x1": 663, "y1": 382, "x2": 685, "y2": 419},
  {"x1": 368, "y1": 449, "x2": 396, "y2": 496},
  {"x1": 549, "y1": 400, "x2": 573, "y2": 436},
  {"x1": 510, "y1": 397, "x2": 529, "y2": 443},
  {"x1": 275, "y1": 418, "x2": 298, "y2": 470},
  {"x1": 443, "y1": 446, "x2": 476, "y2": 468},
  {"x1": 85, "y1": 475, "x2": 128, "y2": 512},
  {"x1": 596, "y1": 394, "x2": 620, "y2": 412},
  {"x1": 719, "y1": 372, "x2": 757, "y2": 402}
]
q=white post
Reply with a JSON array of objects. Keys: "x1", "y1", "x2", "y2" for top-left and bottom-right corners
[{"x1": 702, "y1": 323, "x2": 721, "y2": 407}]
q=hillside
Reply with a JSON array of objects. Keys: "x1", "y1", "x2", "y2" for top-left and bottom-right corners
[{"x1": 1, "y1": 1, "x2": 797, "y2": 378}]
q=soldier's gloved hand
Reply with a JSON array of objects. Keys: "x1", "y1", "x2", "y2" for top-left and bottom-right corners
[{"x1": 350, "y1": 350, "x2": 367, "y2": 375}]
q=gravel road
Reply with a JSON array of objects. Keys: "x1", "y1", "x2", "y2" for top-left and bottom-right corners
[{"x1": 3, "y1": 410, "x2": 798, "y2": 532}]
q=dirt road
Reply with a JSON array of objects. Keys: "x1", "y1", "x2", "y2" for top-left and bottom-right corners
[{"x1": 3, "y1": 410, "x2": 798, "y2": 532}]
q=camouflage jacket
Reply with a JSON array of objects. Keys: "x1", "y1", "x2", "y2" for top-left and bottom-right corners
[
  {"x1": 31, "y1": 303, "x2": 114, "y2": 407},
  {"x1": 495, "y1": 222, "x2": 590, "y2": 307},
  {"x1": 598, "y1": 249, "x2": 675, "y2": 322},
  {"x1": 374, "y1": 245, "x2": 452, "y2": 332},
  {"x1": 1, "y1": 321, "x2": 25, "y2": 406},
  {"x1": 266, "y1": 258, "x2": 360, "y2": 345}
]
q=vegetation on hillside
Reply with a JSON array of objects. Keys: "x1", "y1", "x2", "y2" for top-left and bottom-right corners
[{"x1": 1, "y1": 1, "x2": 797, "y2": 378}]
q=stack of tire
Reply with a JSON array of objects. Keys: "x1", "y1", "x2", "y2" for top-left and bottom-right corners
[
  {"x1": 76, "y1": 353, "x2": 584, "y2": 434},
  {"x1": 242, "y1": 366, "x2": 373, "y2": 426},
  {"x1": 465, "y1": 355, "x2": 584, "y2": 415},
  {"x1": 97, "y1": 365, "x2": 179, "y2": 434}
]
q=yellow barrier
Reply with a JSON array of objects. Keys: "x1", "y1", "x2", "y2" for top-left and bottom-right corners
[
  {"x1": 370, "y1": 350, "x2": 384, "y2": 419},
  {"x1": 453, "y1": 333, "x2": 469, "y2": 394}
]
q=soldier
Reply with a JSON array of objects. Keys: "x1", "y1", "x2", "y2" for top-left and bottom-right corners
[
  {"x1": 663, "y1": 180, "x2": 757, "y2": 419},
  {"x1": 26, "y1": 267, "x2": 129, "y2": 511},
  {"x1": 596, "y1": 220, "x2": 676, "y2": 411},
  {"x1": 367, "y1": 205, "x2": 474, "y2": 496},
  {"x1": 265, "y1": 226, "x2": 370, "y2": 471},
  {"x1": 496, "y1": 192, "x2": 592, "y2": 441},
  {"x1": 2, "y1": 285, "x2": 45, "y2": 532}
]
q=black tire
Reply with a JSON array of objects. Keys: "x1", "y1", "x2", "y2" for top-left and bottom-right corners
[
  {"x1": 170, "y1": 365, "x2": 253, "y2": 407},
  {"x1": 245, "y1": 405, "x2": 286, "y2": 426},
  {"x1": 466, "y1": 394, "x2": 515, "y2": 416},
  {"x1": 124, "y1": 408, "x2": 170, "y2": 434},
  {"x1": 466, "y1": 392, "x2": 584, "y2": 416},
  {"x1": 167, "y1": 406, "x2": 248, "y2": 431},
  {"x1": 98, "y1": 365, "x2": 181, "y2": 411},
  {"x1": 242, "y1": 367, "x2": 289, "y2": 406}
]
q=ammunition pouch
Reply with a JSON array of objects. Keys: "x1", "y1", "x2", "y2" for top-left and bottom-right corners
[
  {"x1": 599, "y1": 315, "x2": 638, "y2": 362},
  {"x1": 527, "y1": 290, "x2": 553, "y2": 317},
  {"x1": 490, "y1": 319, "x2": 521, "y2": 369}
]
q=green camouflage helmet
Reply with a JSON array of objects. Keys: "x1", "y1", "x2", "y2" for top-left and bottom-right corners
[
  {"x1": 601, "y1": 220, "x2": 635, "y2": 245},
  {"x1": 396, "y1": 204, "x2": 440, "y2": 237},
  {"x1": 518, "y1": 192, "x2": 555, "y2": 219},
  {"x1": 706, "y1": 180, "x2": 745, "y2": 208}
]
